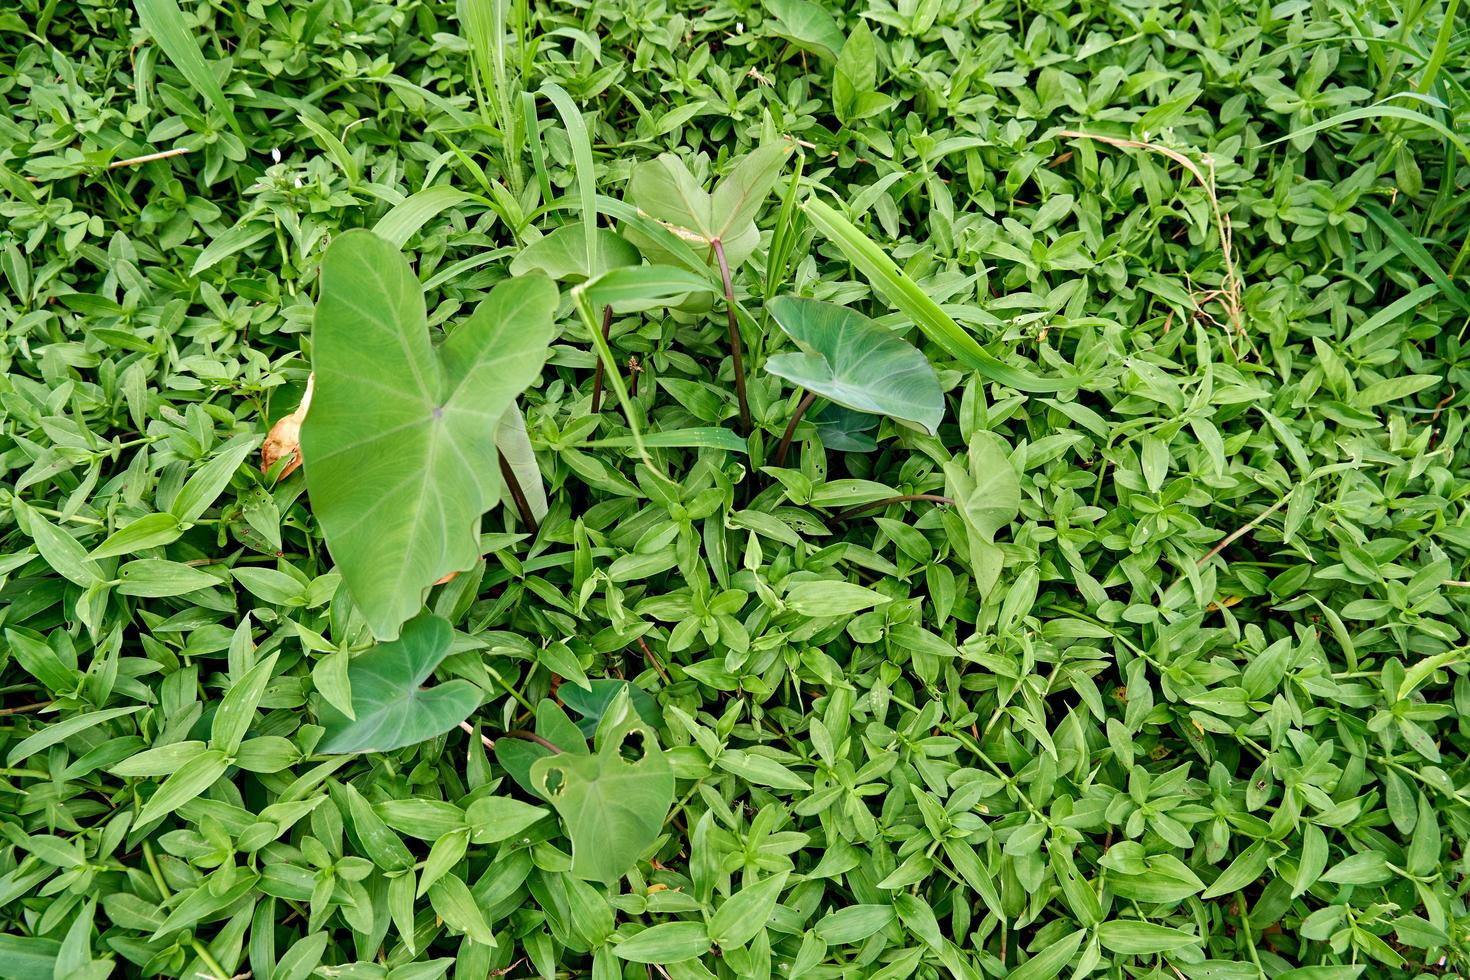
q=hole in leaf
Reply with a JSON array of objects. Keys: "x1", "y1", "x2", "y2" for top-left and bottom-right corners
[
  {"x1": 543, "y1": 768, "x2": 565, "y2": 796},
  {"x1": 616, "y1": 729, "x2": 649, "y2": 764}
]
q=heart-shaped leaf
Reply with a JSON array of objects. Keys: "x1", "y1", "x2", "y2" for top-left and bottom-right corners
[
  {"x1": 624, "y1": 143, "x2": 792, "y2": 271},
  {"x1": 301, "y1": 230, "x2": 558, "y2": 639},
  {"x1": 558, "y1": 679, "x2": 662, "y2": 737},
  {"x1": 812, "y1": 403, "x2": 879, "y2": 452},
  {"x1": 530, "y1": 693, "x2": 674, "y2": 883},
  {"x1": 766, "y1": 296, "x2": 944, "y2": 433},
  {"x1": 509, "y1": 222, "x2": 640, "y2": 282},
  {"x1": 317, "y1": 613, "x2": 479, "y2": 754}
]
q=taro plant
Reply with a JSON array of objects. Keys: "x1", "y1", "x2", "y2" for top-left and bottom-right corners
[
  {"x1": 623, "y1": 142, "x2": 794, "y2": 431},
  {"x1": 764, "y1": 295, "x2": 944, "y2": 465}
]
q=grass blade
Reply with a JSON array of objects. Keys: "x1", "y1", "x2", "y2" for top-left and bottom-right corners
[
  {"x1": 133, "y1": 0, "x2": 241, "y2": 135},
  {"x1": 373, "y1": 187, "x2": 479, "y2": 249},
  {"x1": 802, "y1": 195, "x2": 1076, "y2": 392},
  {"x1": 1360, "y1": 200, "x2": 1470, "y2": 313},
  {"x1": 1263, "y1": 95, "x2": 1470, "y2": 165},
  {"x1": 540, "y1": 83, "x2": 599, "y2": 278}
]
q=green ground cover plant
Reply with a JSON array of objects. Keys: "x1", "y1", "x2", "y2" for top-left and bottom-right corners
[{"x1": 2, "y1": 0, "x2": 1470, "y2": 976}]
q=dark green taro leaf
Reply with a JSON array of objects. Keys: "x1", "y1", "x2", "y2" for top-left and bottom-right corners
[
  {"x1": 766, "y1": 295, "x2": 944, "y2": 433},
  {"x1": 559, "y1": 679, "x2": 661, "y2": 737},
  {"x1": 812, "y1": 403, "x2": 880, "y2": 452},
  {"x1": 317, "y1": 614, "x2": 480, "y2": 754}
]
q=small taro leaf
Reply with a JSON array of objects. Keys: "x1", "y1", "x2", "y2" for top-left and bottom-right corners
[
  {"x1": 766, "y1": 296, "x2": 944, "y2": 433},
  {"x1": 559, "y1": 679, "x2": 662, "y2": 737},
  {"x1": 624, "y1": 144, "x2": 789, "y2": 271},
  {"x1": 301, "y1": 230, "x2": 558, "y2": 640},
  {"x1": 530, "y1": 713, "x2": 675, "y2": 884},
  {"x1": 316, "y1": 613, "x2": 481, "y2": 754},
  {"x1": 709, "y1": 142, "x2": 795, "y2": 242},
  {"x1": 761, "y1": 0, "x2": 845, "y2": 59},
  {"x1": 811, "y1": 403, "x2": 879, "y2": 453},
  {"x1": 509, "y1": 223, "x2": 641, "y2": 282}
]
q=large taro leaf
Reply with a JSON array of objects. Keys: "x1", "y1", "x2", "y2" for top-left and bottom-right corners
[
  {"x1": 530, "y1": 693, "x2": 674, "y2": 884},
  {"x1": 302, "y1": 230, "x2": 557, "y2": 639},
  {"x1": 317, "y1": 613, "x2": 480, "y2": 754},
  {"x1": 766, "y1": 296, "x2": 944, "y2": 434},
  {"x1": 623, "y1": 142, "x2": 792, "y2": 272}
]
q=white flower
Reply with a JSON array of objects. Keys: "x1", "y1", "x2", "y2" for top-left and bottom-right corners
[
  {"x1": 271, "y1": 148, "x2": 281, "y2": 163},
  {"x1": 736, "y1": 21, "x2": 744, "y2": 32}
]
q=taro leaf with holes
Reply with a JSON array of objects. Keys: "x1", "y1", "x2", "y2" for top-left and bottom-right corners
[
  {"x1": 301, "y1": 230, "x2": 557, "y2": 639},
  {"x1": 316, "y1": 613, "x2": 480, "y2": 754},
  {"x1": 623, "y1": 143, "x2": 792, "y2": 272},
  {"x1": 766, "y1": 296, "x2": 944, "y2": 434},
  {"x1": 944, "y1": 432, "x2": 1020, "y2": 596},
  {"x1": 530, "y1": 691, "x2": 674, "y2": 883},
  {"x1": 509, "y1": 222, "x2": 640, "y2": 282}
]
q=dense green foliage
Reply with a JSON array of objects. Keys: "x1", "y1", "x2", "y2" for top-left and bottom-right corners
[{"x1": 2, "y1": 0, "x2": 1470, "y2": 976}]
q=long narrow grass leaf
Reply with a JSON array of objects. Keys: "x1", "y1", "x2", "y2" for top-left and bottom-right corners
[
  {"x1": 134, "y1": 0, "x2": 241, "y2": 135},
  {"x1": 802, "y1": 196, "x2": 1076, "y2": 392},
  {"x1": 1360, "y1": 200, "x2": 1470, "y2": 313},
  {"x1": 1263, "y1": 97, "x2": 1470, "y2": 165},
  {"x1": 540, "y1": 83, "x2": 599, "y2": 276},
  {"x1": 373, "y1": 187, "x2": 479, "y2": 249}
]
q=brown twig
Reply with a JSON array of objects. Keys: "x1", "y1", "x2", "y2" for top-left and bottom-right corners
[
  {"x1": 773, "y1": 390, "x2": 817, "y2": 467},
  {"x1": 638, "y1": 635, "x2": 671, "y2": 684},
  {"x1": 23, "y1": 146, "x2": 193, "y2": 182},
  {"x1": 589, "y1": 304, "x2": 614, "y2": 413},
  {"x1": 497, "y1": 451, "x2": 539, "y2": 536},
  {"x1": 109, "y1": 146, "x2": 193, "y2": 169},
  {"x1": 458, "y1": 720, "x2": 495, "y2": 749},
  {"x1": 831, "y1": 494, "x2": 955, "y2": 522},
  {"x1": 0, "y1": 701, "x2": 52, "y2": 716},
  {"x1": 1056, "y1": 131, "x2": 1250, "y2": 353},
  {"x1": 1197, "y1": 493, "x2": 1291, "y2": 568},
  {"x1": 504, "y1": 729, "x2": 561, "y2": 753},
  {"x1": 711, "y1": 238, "x2": 752, "y2": 434}
]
